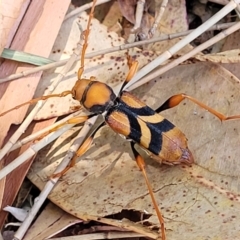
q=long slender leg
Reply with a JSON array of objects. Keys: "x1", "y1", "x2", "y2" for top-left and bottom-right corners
[
  {"x1": 156, "y1": 93, "x2": 240, "y2": 121},
  {"x1": 51, "y1": 121, "x2": 105, "y2": 178},
  {"x1": 130, "y1": 142, "x2": 166, "y2": 240},
  {"x1": 48, "y1": 113, "x2": 97, "y2": 133},
  {"x1": 35, "y1": 113, "x2": 97, "y2": 142},
  {"x1": 120, "y1": 57, "x2": 139, "y2": 92}
]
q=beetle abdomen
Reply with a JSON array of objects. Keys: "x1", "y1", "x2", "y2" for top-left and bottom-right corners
[{"x1": 105, "y1": 91, "x2": 193, "y2": 165}]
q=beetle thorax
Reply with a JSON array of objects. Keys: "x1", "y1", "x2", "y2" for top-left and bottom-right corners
[{"x1": 72, "y1": 79, "x2": 116, "y2": 113}]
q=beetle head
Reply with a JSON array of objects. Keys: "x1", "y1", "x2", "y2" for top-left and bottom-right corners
[{"x1": 72, "y1": 79, "x2": 116, "y2": 113}]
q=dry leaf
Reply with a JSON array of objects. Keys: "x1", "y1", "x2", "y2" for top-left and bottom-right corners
[
  {"x1": 220, "y1": 27, "x2": 240, "y2": 80},
  {"x1": 29, "y1": 62, "x2": 240, "y2": 239},
  {"x1": 0, "y1": 0, "x2": 27, "y2": 54},
  {"x1": 26, "y1": 4, "x2": 240, "y2": 240},
  {"x1": 24, "y1": 202, "x2": 81, "y2": 240}
]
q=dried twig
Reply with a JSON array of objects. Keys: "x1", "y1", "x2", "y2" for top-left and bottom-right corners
[
  {"x1": 51, "y1": 232, "x2": 144, "y2": 240},
  {"x1": 9, "y1": 111, "x2": 81, "y2": 152},
  {"x1": 149, "y1": 0, "x2": 169, "y2": 37},
  {"x1": 0, "y1": 124, "x2": 76, "y2": 180},
  {"x1": 0, "y1": 22, "x2": 235, "y2": 84}
]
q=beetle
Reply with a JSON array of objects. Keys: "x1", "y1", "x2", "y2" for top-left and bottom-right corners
[
  {"x1": 1, "y1": 2, "x2": 240, "y2": 240},
  {"x1": 62, "y1": 58, "x2": 240, "y2": 240}
]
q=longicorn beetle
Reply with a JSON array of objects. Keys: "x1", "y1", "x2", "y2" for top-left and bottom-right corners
[{"x1": 1, "y1": 1, "x2": 240, "y2": 239}]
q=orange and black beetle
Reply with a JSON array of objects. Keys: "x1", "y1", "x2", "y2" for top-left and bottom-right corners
[
  {"x1": 2, "y1": 1, "x2": 240, "y2": 238},
  {"x1": 73, "y1": 78, "x2": 194, "y2": 166}
]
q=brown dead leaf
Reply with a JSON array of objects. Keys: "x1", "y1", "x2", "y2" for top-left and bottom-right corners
[
  {"x1": 0, "y1": 0, "x2": 27, "y2": 54},
  {"x1": 24, "y1": 202, "x2": 81, "y2": 240},
  {"x1": 29, "y1": 61, "x2": 240, "y2": 239},
  {"x1": 25, "y1": 3, "x2": 240, "y2": 240},
  {"x1": 221, "y1": 29, "x2": 240, "y2": 80}
]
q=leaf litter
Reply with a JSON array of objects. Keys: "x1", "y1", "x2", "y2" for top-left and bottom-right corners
[{"x1": 26, "y1": 1, "x2": 240, "y2": 239}]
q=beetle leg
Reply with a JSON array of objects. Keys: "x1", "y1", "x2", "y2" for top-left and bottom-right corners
[
  {"x1": 36, "y1": 113, "x2": 98, "y2": 142},
  {"x1": 156, "y1": 93, "x2": 240, "y2": 121},
  {"x1": 77, "y1": 0, "x2": 97, "y2": 80},
  {"x1": 50, "y1": 113, "x2": 97, "y2": 132},
  {"x1": 130, "y1": 142, "x2": 166, "y2": 240},
  {"x1": 51, "y1": 121, "x2": 105, "y2": 178},
  {"x1": 120, "y1": 58, "x2": 139, "y2": 92}
]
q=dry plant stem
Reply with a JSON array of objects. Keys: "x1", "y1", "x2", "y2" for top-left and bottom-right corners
[
  {"x1": 129, "y1": 21, "x2": 240, "y2": 91},
  {"x1": 150, "y1": 0, "x2": 168, "y2": 36},
  {"x1": 13, "y1": 116, "x2": 98, "y2": 240},
  {"x1": 10, "y1": 111, "x2": 81, "y2": 152},
  {"x1": 0, "y1": 21, "x2": 235, "y2": 84},
  {"x1": 125, "y1": 0, "x2": 240, "y2": 90},
  {"x1": 132, "y1": 0, "x2": 145, "y2": 32},
  {"x1": 0, "y1": 124, "x2": 75, "y2": 180},
  {"x1": 51, "y1": 232, "x2": 144, "y2": 240},
  {"x1": 64, "y1": 0, "x2": 111, "y2": 21},
  {"x1": 85, "y1": 22, "x2": 234, "y2": 54},
  {"x1": 0, "y1": 36, "x2": 86, "y2": 161}
]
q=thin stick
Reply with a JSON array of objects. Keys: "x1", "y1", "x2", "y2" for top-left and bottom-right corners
[
  {"x1": 51, "y1": 232, "x2": 144, "y2": 240},
  {"x1": 0, "y1": 124, "x2": 75, "y2": 180},
  {"x1": 131, "y1": 0, "x2": 145, "y2": 32},
  {"x1": 9, "y1": 111, "x2": 81, "y2": 152},
  {"x1": 149, "y1": 0, "x2": 169, "y2": 37},
  {"x1": 0, "y1": 22, "x2": 235, "y2": 84},
  {"x1": 210, "y1": 0, "x2": 231, "y2": 4}
]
